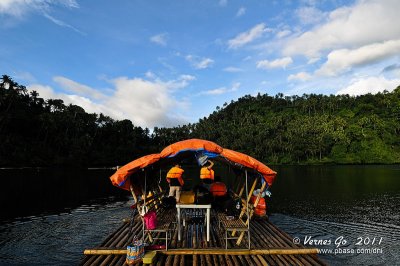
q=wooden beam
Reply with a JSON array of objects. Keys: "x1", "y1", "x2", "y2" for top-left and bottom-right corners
[
  {"x1": 236, "y1": 180, "x2": 267, "y2": 245},
  {"x1": 83, "y1": 248, "x2": 319, "y2": 256},
  {"x1": 237, "y1": 183, "x2": 245, "y2": 198},
  {"x1": 84, "y1": 249, "x2": 127, "y2": 255},
  {"x1": 232, "y1": 178, "x2": 257, "y2": 237}
]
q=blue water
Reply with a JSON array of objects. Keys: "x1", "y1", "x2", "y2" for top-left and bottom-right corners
[
  {"x1": 0, "y1": 165, "x2": 399, "y2": 265},
  {"x1": 0, "y1": 198, "x2": 130, "y2": 266},
  {"x1": 269, "y1": 165, "x2": 400, "y2": 266}
]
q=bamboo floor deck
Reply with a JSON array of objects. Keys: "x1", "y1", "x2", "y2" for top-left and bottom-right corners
[{"x1": 80, "y1": 212, "x2": 327, "y2": 266}]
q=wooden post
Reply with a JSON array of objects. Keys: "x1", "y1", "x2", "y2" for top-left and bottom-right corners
[
  {"x1": 237, "y1": 183, "x2": 245, "y2": 198},
  {"x1": 249, "y1": 181, "x2": 267, "y2": 219},
  {"x1": 158, "y1": 169, "x2": 163, "y2": 193},
  {"x1": 129, "y1": 183, "x2": 138, "y2": 204},
  {"x1": 236, "y1": 180, "x2": 267, "y2": 246},
  {"x1": 231, "y1": 177, "x2": 257, "y2": 237}
]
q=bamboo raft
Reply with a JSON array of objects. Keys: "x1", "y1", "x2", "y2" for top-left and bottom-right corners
[
  {"x1": 80, "y1": 213, "x2": 327, "y2": 266},
  {"x1": 82, "y1": 140, "x2": 327, "y2": 265}
]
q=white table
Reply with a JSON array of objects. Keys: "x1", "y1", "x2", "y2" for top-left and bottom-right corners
[{"x1": 176, "y1": 203, "x2": 211, "y2": 242}]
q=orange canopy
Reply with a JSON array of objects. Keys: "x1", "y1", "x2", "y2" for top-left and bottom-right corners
[{"x1": 110, "y1": 139, "x2": 277, "y2": 191}]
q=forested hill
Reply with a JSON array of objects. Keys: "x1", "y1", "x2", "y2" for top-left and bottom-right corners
[
  {"x1": 1, "y1": 75, "x2": 399, "y2": 167},
  {"x1": 187, "y1": 91, "x2": 400, "y2": 164}
]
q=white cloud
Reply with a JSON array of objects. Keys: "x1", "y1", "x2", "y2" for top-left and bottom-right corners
[
  {"x1": 0, "y1": 0, "x2": 77, "y2": 16},
  {"x1": 200, "y1": 82, "x2": 240, "y2": 95},
  {"x1": 43, "y1": 13, "x2": 84, "y2": 34},
  {"x1": 295, "y1": 6, "x2": 325, "y2": 25},
  {"x1": 150, "y1": 33, "x2": 168, "y2": 46},
  {"x1": 0, "y1": 0, "x2": 80, "y2": 32},
  {"x1": 288, "y1": 72, "x2": 312, "y2": 81},
  {"x1": 179, "y1": 74, "x2": 196, "y2": 81},
  {"x1": 231, "y1": 82, "x2": 240, "y2": 91},
  {"x1": 316, "y1": 40, "x2": 400, "y2": 76},
  {"x1": 28, "y1": 75, "x2": 194, "y2": 128},
  {"x1": 145, "y1": 71, "x2": 156, "y2": 79},
  {"x1": 257, "y1": 57, "x2": 293, "y2": 69},
  {"x1": 28, "y1": 84, "x2": 58, "y2": 100},
  {"x1": 307, "y1": 57, "x2": 320, "y2": 64},
  {"x1": 236, "y1": 7, "x2": 246, "y2": 17},
  {"x1": 13, "y1": 71, "x2": 36, "y2": 83},
  {"x1": 28, "y1": 83, "x2": 109, "y2": 115},
  {"x1": 164, "y1": 74, "x2": 196, "y2": 90},
  {"x1": 284, "y1": 0, "x2": 400, "y2": 59},
  {"x1": 53, "y1": 76, "x2": 105, "y2": 100},
  {"x1": 185, "y1": 55, "x2": 214, "y2": 69},
  {"x1": 0, "y1": 0, "x2": 32, "y2": 17},
  {"x1": 201, "y1": 87, "x2": 227, "y2": 95},
  {"x1": 223, "y1": 66, "x2": 243, "y2": 72},
  {"x1": 276, "y1": 30, "x2": 291, "y2": 39},
  {"x1": 228, "y1": 23, "x2": 268, "y2": 49},
  {"x1": 336, "y1": 76, "x2": 400, "y2": 96},
  {"x1": 108, "y1": 77, "x2": 178, "y2": 127}
]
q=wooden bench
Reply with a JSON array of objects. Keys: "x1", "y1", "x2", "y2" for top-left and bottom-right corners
[
  {"x1": 216, "y1": 211, "x2": 250, "y2": 249},
  {"x1": 144, "y1": 208, "x2": 176, "y2": 250},
  {"x1": 137, "y1": 190, "x2": 176, "y2": 250}
]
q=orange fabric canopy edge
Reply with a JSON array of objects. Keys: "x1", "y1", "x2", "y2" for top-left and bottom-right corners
[{"x1": 110, "y1": 139, "x2": 277, "y2": 191}]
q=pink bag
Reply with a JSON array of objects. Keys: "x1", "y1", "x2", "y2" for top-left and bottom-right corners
[{"x1": 143, "y1": 211, "x2": 157, "y2": 230}]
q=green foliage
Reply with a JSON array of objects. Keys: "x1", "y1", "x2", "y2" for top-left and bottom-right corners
[
  {"x1": 1, "y1": 74, "x2": 399, "y2": 166},
  {"x1": 0, "y1": 75, "x2": 151, "y2": 167},
  {"x1": 188, "y1": 90, "x2": 400, "y2": 164}
]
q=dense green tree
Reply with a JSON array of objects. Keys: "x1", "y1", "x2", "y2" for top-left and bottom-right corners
[{"x1": 1, "y1": 74, "x2": 399, "y2": 166}]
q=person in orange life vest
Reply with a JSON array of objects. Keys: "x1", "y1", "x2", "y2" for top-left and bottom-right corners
[
  {"x1": 200, "y1": 160, "x2": 214, "y2": 190},
  {"x1": 166, "y1": 164, "x2": 184, "y2": 203}
]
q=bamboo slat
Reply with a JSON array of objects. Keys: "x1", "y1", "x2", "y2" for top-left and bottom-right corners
[{"x1": 81, "y1": 189, "x2": 327, "y2": 266}]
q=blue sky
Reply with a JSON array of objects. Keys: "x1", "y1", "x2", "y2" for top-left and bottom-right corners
[{"x1": 1, "y1": 0, "x2": 399, "y2": 128}]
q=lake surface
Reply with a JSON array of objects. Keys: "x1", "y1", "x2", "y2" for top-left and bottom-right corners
[
  {"x1": 269, "y1": 165, "x2": 400, "y2": 266},
  {"x1": 0, "y1": 165, "x2": 399, "y2": 265}
]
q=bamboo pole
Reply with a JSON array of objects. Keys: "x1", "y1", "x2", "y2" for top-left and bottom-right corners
[
  {"x1": 172, "y1": 254, "x2": 180, "y2": 266},
  {"x1": 83, "y1": 248, "x2": 319, "y2": 256},
  {"x1": 250, "y1": 221, "x2": 298, "y2": 266},
  {"x1": 231, "y1": 177, "x2": 257, "y2": 237},
  {"x1": 179, "y1": 254, "x2": 185, "y2": 266},
  {"x1": 237, "y1": 180, "x2": 267, "y2": 245}
]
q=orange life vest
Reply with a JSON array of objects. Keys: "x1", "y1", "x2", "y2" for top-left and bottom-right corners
[
  {"x1": 250, "y1": 195, "x2": 267, "y2": 216},
  {"x1": 166, "y1": 166, "x2": 184, "y2": 186},
  {"x1": 210, "y1": 182, "x2": 227, "y2": 196},
  {"x1": 200, "y1": 167, "x2": 214, "y2": 180}
]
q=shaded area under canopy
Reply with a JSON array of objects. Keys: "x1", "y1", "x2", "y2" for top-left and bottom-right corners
[{"x1": 110, "y1": 139, "x2": 277, "y2": 193}]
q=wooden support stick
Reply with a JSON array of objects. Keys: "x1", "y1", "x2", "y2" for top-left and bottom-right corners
[
  {"x1": 236, "y1": 180, "x2": 267, "y2": 245},
  {"x1": 232, "y1": 178, "x2": 257, "y2": 237},
  {"x1": 237, "y1": 184, "x2": 245, "y2": 198},
  {"x1": 83, "y1": 248, "x2": 319, "y2": 256}
]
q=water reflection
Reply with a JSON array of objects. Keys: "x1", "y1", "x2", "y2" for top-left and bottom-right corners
[
  {"x1": 0, "y1": 197, "x2": 131, "y2": 266},
  {"x1": 0, "y1": 168, "x2": 127, "y2": 221},
  {"x1": 269, "y1": 165, "x2": 400, "y2": 226},
  {"x1": 270, "y1": 213, "x2": 400, "y2": 266},
  {"x1": 269, "y1": 165, "x2": 400, "y2": 265}
]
